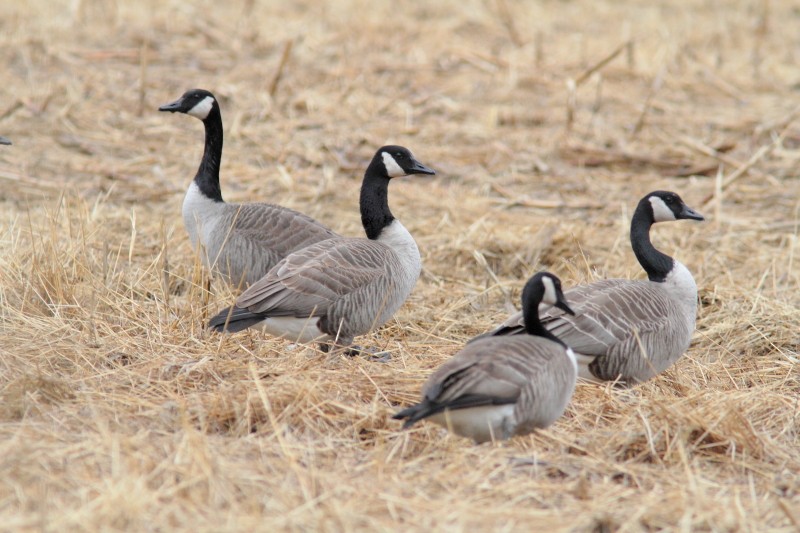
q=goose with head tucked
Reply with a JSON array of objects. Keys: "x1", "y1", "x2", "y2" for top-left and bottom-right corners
[
  {"x1": 393, "y1": 272, "x2": 577, "y2": 443},
  {"x1": 476, "y1": 191, "x2": 704, "y2": 385},
  {"x1": 208, "y1": 145, "x2": 435, "y2": 354},
  {"x1": 159, "y1": 89, "x2": 338, "y2": 288}
]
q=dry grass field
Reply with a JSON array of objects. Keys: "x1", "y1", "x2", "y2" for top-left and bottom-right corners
[{"x1": 1, "y1": 0, "x2": 799, "y2": 531}]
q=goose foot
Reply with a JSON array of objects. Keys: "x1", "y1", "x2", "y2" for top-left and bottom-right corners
[
  {"x1": 353, "y1": 346, "x2": 392, "y2": 363},
  {"x1": 319, "y1": 343, "x2": 391, "y2": 362}
]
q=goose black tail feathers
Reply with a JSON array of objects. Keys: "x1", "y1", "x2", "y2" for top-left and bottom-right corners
[
  {"x1": 393, "y1": 394, "x2": 516, "y2": 429},
  {"x1": 208, "y1": 306, "x2": 264, "y2": 333},
  {"x1": 392, "y1": 402, "x2": 433, "y2": 429}
]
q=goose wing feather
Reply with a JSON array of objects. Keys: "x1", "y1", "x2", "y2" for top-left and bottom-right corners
[
  {"x1": 479, "y1": 279, "x2": 622, "y2": 337},
  {"x1": 423, "y1": 337, "x2": 559, "y2": 406},
  {"x1": 227, "y1": 202, "x2": 337, "y2": 253},
  {"x1": 479, "y1": 279, "x2": 679, "y2": 352},
  {"x1": 210, "y1": 203, "x2": 338, "y2": 286},
  {"x1": 235, "y1": 237, "x2": 390, "y2": 318},
  {"x1": 542, "y1": 280, "x2": 681, "y2": 355}
]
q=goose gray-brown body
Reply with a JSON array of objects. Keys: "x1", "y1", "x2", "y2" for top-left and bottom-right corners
[
  {"x1": 394, "y1": 272, "x2": 577, "y2": 443},
  {"x1": 478, "y1": 191, "x2": 704, "y2": 385},
  {"x1": 182, "y1": 193, "x2": 339, "y2": 288},
  {"x1": 160, "y1": 89, "x2": 338, "y2": 288},
  {"x1": 0, "y1": 136, "x2": 11, "y2": 145},
  {"x1": 208, "y1": 146, "x2": 435, "y2": 351}
]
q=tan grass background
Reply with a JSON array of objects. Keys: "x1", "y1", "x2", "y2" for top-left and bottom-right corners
[{"x1": 1, "y1": 0, "x2": 799, "y2": 531}]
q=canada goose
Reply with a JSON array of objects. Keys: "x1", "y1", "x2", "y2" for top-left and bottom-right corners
[
  {"x1": 0, "y1": 136, "x2": 11, "y2": 145},
  {"x1": 393, "y1": 272, "x2": 577, "y2": 443},
  {"x1": 478, "y1": 190, "x2": 704, "y2": 385},
  {"x1": 208, "y1": 145, "x2": 435, "y2": 353},
  {"x1": 159, "y1": 89, "x2": 338, "y2": 288}
]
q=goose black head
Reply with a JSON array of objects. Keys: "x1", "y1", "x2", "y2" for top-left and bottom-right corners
[
  {"x1": 375, "y1": 145, "x2": 436, "y2": 178},
  {"x1": 158, "y1": 89, "x2": 218, "y2": 121},
  {"x1": 524, "y1": 272, "x2": 575, "y2": 316},
  {"x1": 645, "y1": 191, "x2": 705, "y2": 224},
  {"x1": 0, "y1": 136, "x2": 11, "y2": 145}
]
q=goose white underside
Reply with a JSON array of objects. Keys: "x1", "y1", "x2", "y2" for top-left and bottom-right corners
[
  {"x1": 429, "y1": 404, "x2": 516, "y2": 443},
  {"x1": 253, "y1": 316, "x2": 331, "y2": 344},
  {"x1": 575, "y1": 352, "x2": 602, "y2": 383}
]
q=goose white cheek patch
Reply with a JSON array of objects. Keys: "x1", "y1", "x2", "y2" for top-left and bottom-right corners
[
  {"x1": 649, "y1": 196, "x2": 676, "y2": 222},
  {"x1": 541, "y1": 276, "x2": 558, "y2": 306},
  {"x1": 382, "y1": 152, "x2": 406, "y2": 178},
  {"x1": 187, "y1": 96, "x2": 215, "y2": 119}
]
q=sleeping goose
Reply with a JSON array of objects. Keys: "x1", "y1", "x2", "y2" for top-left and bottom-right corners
[
  {"x1": 477, "y1": 190, "x2": 704, "y2": 385},
  {"x1": 0, "y1": 136, "x2": 11, "y2": 145},
  {"x1": 159, "y1": 89, "x2": 338, "y2": 288},
  {"x1": 208, "y1": 145, "x2": 435, "y2": 353},
  {"x1": 393, "y1": 272, "x2": 577, "y2": 443}
]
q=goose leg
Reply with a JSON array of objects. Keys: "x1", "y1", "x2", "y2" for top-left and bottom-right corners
[
  {"x1": 317, "y1": 340, "x2": 354, "y2": 354},
  {"x1": 348, "y1": 345, "x2": 392, "y2": 363}
]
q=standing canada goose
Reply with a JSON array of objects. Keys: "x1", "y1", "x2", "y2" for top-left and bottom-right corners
[
  {"x1": 0, "y1": 136, "x2": 11, "y2": 145},
  {"x1": 477, "y1": 190, "x2": 704, "y2": 385},
  {"x1": 159, "y1": 89, "x2": 338, "y2": 288},
  {"x1": 208, "y1": 145, "x2": 435, "y2": 353},
  {"x1": 393, "y1": 272, "x2": 577, "y2": 443}
]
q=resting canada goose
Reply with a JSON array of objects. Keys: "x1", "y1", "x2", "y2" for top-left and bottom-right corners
[
  {"x1": 159, "y1": 89, "x2": 338, "y2": 288},
  {"x1": 208, "y1": 145, "x2": 435, "y2": 353},
  {"x1": 393, "y1": 272, "x2": 577, "y2": 443},
  {"x1": 478, "y1": 190, "x2": 704, "y2": 385},
  {"x1": 0, "y1": 136, "x2": 11, "y2": 145}
]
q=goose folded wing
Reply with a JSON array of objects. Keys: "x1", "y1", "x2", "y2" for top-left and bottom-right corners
[
  {"x1": 474, "y1": 279, "x2": 625, "y2": 339},
  {"x1": 229, "y1": 203, "x2": 337, "y2": 253},
  {"x1": 235, "y1": 238, "x2": 389, "y2": 317},
  {"x1": 424, "y1": 339, "x2": 542, "y2": 406},
  {"x1": 542, "y1": 281, "x2": 679, "y2": 355}
]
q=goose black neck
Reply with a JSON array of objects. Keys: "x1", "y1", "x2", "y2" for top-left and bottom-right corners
[
  {"x1": 630, "y1": 201, "x2": 673, "y2": 282},
  {"x1": 194, "y1": 105, "x2": 224, "y2": 203},
  {"x1": 359, "y1": 160, "x2": 394, "y2": 240},
  {"x1": 522, "y1": 295, "x2": 568, "y2": 348}
]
